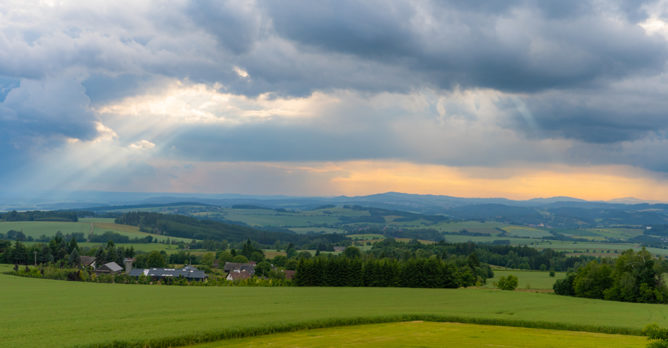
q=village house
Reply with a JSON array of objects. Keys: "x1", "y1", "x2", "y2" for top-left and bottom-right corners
[
  {"x1": 95, "y1": 261, "x2": 123, "y2": 274},
  {"x1": 79, "y1": 256, "x2": 96, "y2": 268},
  {"x1": 127, "y1": 265, "x2": 207, "y2": 281},
  {"x1": 223, "y1": 261, "x2": 256, "y2": 274},
  {"x1": 223, "y1": 261, "x2": 256, "y2": 281},
  {"x1": 226, "y1": 269, "x2": 252, "y2": 281}
]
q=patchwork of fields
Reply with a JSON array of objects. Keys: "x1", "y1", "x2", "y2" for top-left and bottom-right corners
[
  {"x1": 2, "y1": 270, "x2": 668, "y2": 347},
  {"x1": 12, "y1": 204, "x2": 656, "y2": 260}
]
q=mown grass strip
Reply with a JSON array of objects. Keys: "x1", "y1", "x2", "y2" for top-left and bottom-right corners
[{"x1": 74, "y1": 314, "x2": 645, "y2": 348}]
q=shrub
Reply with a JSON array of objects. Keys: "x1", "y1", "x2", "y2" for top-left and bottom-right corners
[
  {"x1": 644, "y1": 324, "x2": 668, "y2": 348},
  {"x1": 496, "y1": 275, "x2": 518, "y2": 291}
]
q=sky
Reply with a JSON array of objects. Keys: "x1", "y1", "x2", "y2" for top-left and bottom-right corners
[{"x1": 2, "y1": 0, "x2": 668, "y2": 201}]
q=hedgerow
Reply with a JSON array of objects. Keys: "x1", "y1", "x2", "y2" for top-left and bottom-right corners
[{"x1": 74, "y1": 314, "x2": 645, "y2": 348}]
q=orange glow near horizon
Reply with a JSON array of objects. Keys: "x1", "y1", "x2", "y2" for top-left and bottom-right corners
[
  {"x1": 112, "y1": 160, "x2": 668, "y2": 202},
  {"x1": 323, "y1": 161, "x2": 668, "y2": 201}
]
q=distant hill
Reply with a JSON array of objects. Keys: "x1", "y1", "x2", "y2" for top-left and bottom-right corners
[{"x1": 4, "y1": 191, "x2": 668, "y2": 229}]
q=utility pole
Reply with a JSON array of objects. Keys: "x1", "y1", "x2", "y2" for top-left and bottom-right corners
[{"x1": 34, "y1": 250, "x2": 37, "y2": 266}]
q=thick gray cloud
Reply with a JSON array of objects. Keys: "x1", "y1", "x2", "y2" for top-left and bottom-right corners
[
  {"x1": 2, "y1": 0, "x2": 668, "y2": 192},
  {"x1": 257, "y1": 0, "x2": 666, "y2": 93},
  {"x1": 0, "y1": 75, "x2": 98, "y2": 143}
]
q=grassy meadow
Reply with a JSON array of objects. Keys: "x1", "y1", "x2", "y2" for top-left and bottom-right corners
[
  {"x1": 190, "y1": 321, "x2": 647, "y2": 348},
  {"x1": 3, "y1": 271, "x2": 668, "y2": 347},
  {"x1": 0, "y1": 218, "x2": 192, "y2": 243},
  {"x1": 484, "y1": 270, "x2": 566, "y2": 290}
]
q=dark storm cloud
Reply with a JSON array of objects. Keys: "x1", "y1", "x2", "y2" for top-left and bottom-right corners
[
  {"x1": 504, "y1": 74, "x2": 668, "y2": 144},
  {"x1": 255, "y1": 0, "x2": 666, "y2": 93},
  {"x1": 185, "y1": 0, "x2": 261, "y2": 55}
]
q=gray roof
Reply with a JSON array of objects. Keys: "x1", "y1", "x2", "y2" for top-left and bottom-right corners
[
  {"x1": 80, "y1": 256, "x2": 96, "y2": 266},
  {"x1": 223, "y1": 262, "x2": 256, "y2": 274},
  {"x1": 99, "y1": 262, "x2": 122, "y2": 272},
  {"x1": 128, "y1": 266, "x2": 207, "y2": 279}
]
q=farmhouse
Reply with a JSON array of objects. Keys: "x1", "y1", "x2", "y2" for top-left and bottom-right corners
[
  {"x1": 128, "y1": 265, "x2": 207, "y2": 281},
  {"x1": 226, "y1": 269, "x2": 252, "y2": 281},
  {"x1": 96, "y1": 262, "x2": 123, "y2": 274},
  {"x1": 223, "y1": 261, "x2": 256, "y2": 281},
  {"x1": 79, "y1": 256, "x2": 96, "y2": 268},
  {"x1": 223, "y1": 261, "x2": 256, "y2": 274}
]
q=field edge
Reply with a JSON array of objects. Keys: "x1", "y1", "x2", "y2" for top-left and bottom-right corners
[{"x1": 72, "y1": 313, "x2": 647, "y2": 348}]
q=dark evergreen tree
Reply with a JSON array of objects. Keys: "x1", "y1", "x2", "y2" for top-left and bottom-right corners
[{"x1": 68, "y1": 248, "x2": 80, "y2": 267}]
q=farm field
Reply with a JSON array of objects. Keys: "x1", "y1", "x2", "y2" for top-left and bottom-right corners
[
  {"x1": 22, "y1": 241, "x2": 200, "y2": 254},
  {"x1": 78, "y1": 242, "x2": 191, "y2": 253},
  {"x1": 442, "y1": 234, "x2": 538, "y2": 244},
  {"x1": 0, "y1": 219, "x2": 193, "y2": 243},
  {"x1": 190, "y1": 321, "x2": 646, "y2": 348},
  {"x1": 502, "y1": 225, "x2": 552, "y2": 238},
  {"x1": 431, "y1": 221, "x2": 506, "y2": 234},
  {"x1": 347, "y1": 233, "x2": 385, "y2": 240},
  {"x1": 2, "y1": 272, "x2": 668, "y2": 347},
  {"x1": 440, "y1": 234, "x2": 668, "y2": 258},
  {"x1": 0, "y1": 220, "x2": 91, "y2": 238},
  {"x1": 215, "y1": 207, "x2": 367, "y2": 227},
  {"x1": 289, "y1": 227, "x2": 346, "y2": 234},
  {"x1": 557, "y1": 227, "x2": 644, "y2": 241},
  {"x1": 484, "y1": 270, "x2": 566, "y2": 290}
]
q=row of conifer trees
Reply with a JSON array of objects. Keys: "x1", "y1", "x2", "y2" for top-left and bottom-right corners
[{"x1": 294, "y1": 255, "x2": 488, "y2": 288}]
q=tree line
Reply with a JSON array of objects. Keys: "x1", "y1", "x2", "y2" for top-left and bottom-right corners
[
  {"x1": 0, "y1": 210, "x2": 81, "y2": 222},
  {"x1": 0, "y1": 230, "x2": 160, "y2": 244},
  {"x1": 294, "y1": 251, "x2": 490, "y2": 289},
  {"x1": 553, "y1": 248, "x2": 668, "y2": 304},
  {"x1": 0, "y1": 234, "x2": 135, "y2": 267},
  {"x1": 368, "y1": 239, "x2": 594, "y2": 271}
]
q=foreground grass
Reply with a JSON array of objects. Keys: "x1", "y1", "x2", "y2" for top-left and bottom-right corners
[
  {"x1": 190, "y1": 321, "x2": 647, "y2": 348},
  {"x1": 2, "y1": 272, "x2": 668, "y2": 347}
]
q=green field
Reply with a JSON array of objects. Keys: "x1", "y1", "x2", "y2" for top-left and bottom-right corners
[
  {"x1": 503, "y1": 225, "x2": 552, "y2": 238},
  {"x1": 190, "y1": 321, "x2": 646, "y2": 348},
  {"x1": 210, "y1": 207, "x2": 368, "y2": 227},
  {"x1": 442, "y1": 234, "x2": 538, "y2": 244},
  {"x1": 440, "y1": 234, "x2": 668, "y2": 258},
  {"x1": 434, "y1": 221, "x2": 506, "y2": 234},
  {"x1": 484, "y1": 270, "x2": 566, "y2": 290},
  {"x1": 289, "y1": 227, "x2": 346, "y2": 234},
  {"x1": 0, "y1": 219, "x2": 193, "y2": 243},
  {"x1": 4, "y1": 271, "x2": 668, "y2": 347},
  {"x1": 347, "y1": 233, "x2": 385, "y2": 240},
  {"x1": 557, "y1": 227, "x2": 644, "y2": 241},
  {"x1": 0, "y1": 220, "x2": 91, "y2": 238}
]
